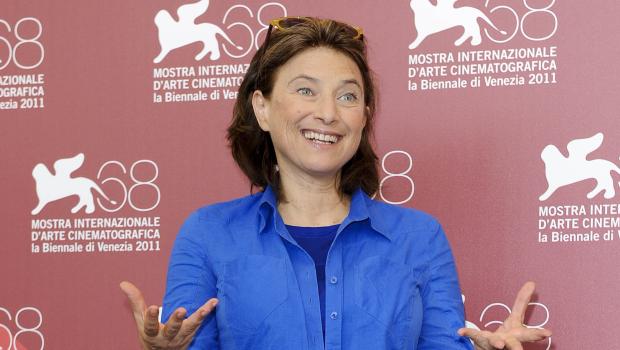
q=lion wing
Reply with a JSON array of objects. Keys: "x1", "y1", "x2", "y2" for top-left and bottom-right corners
[
  {"x1": 177, "y1": 0, "x2": 209, "y2": 24},
  {"x1": 566, "y1": 132, "x2": 603, "y2": 160},
  {"x1": 53, "y1": 153, "x2": 85, "y2": 178}
]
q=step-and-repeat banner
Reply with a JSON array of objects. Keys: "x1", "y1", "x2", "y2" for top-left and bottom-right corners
[{"x1": 2, "y1": 0, "x2": 618, "y2": 348}]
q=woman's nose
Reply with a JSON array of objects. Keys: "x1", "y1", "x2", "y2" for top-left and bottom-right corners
[{"x1": 316, "y1": 96, "x2": 338, "y2": 124}]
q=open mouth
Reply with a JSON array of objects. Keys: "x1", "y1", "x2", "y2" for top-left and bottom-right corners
[{"x1": 302, "y1": 130, "x2": 341, "y2": 145}]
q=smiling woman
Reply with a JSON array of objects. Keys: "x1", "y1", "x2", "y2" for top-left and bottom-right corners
[
  {"x1": 250, "y1": 47, "x2": 367, "y2": 194},
  {"x1": 120, "y1": 17, "x2": 551, "y2": 350},
  {"x1": 228, "y1": 18, "x2": 378, "y2": 202}
]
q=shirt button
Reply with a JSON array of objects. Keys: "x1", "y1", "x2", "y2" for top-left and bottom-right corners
[
  {"x1": 330, "y1": 311, "x2": 338, "y2": 320},
  {"x1": 330, "y1": 276, "x2": 338, "y2": 284}
]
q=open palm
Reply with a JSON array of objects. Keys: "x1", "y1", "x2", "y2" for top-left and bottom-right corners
[
  {"x1": 120, "y1": 281, "x2": 218, "y2": 350},
  {"x1": 458, "y1": 282, "x2": 552, "y2": 350}
]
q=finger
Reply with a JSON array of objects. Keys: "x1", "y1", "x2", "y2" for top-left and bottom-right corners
[
  {"x1": 490, "y1": 336, "x2": 506, "y2": 349},
  {"x1": 503, "y1": 337, "x2": 524, "y2": 350},
  {"x1": 457, "y1": 327, "x2": 477, "y2": 338},
  {"x1": 120, "y1": 281, "x2": 147, "y2": 322},
  {"x1": 458, "y1": 328, "x2": 496, "y2": 350},
  {"x1": 510, "y1": 281, "x2": 536, "y2": 323},
  {"x1": 482, "y1": 331, "x2": 506, "y2": 349},
  {"x1": 516, "y1": 327, "x2": 552, "y2": 342},
  {"x1": 144, "y1": 305, "x2": 161, "y2": 337},
  {"x1": 162, "y1": 308, "x2": 187, "y2": 340},
  {"x1": 179, "y1": 298, "x2": 218, "y2": 338}
]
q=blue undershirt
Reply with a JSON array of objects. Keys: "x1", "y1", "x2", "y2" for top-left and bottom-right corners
[{"x1": 286, "y1": 224, "x2": 339, "y2": 339}]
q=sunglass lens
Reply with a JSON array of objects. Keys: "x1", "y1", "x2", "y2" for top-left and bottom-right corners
[{"x1": 278, "y1": 17, "x2": 308, "y2": 28}]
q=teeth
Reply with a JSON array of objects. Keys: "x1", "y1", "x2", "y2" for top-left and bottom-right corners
[{"x1": 303, "y1": 131, "x2": 338, "y2": 144}]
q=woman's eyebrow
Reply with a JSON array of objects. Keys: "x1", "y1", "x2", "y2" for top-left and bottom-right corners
[
  {"x1": 288, "y1": 74, "x2": 319, "y2": 85},
  {"x1": 341, "y1": 79, "x2": 362, "y2": 89},
  {"x1": 287, "y1": 75, "x2": 362, "y2": 89}
]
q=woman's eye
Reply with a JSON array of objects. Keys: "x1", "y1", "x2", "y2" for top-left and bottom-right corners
[
  {"x1": 297, "y1": 87, "x2": 313, "y2": 96},
  {"x1": 339, "y1": 92, "x2": 358, "y2": 102}
]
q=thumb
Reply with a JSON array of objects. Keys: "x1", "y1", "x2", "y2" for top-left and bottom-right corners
[
  {"x1": 120, "y1": 281, "x2": 147, "y2": 319},
  {"x1": 458, "y1": 328, "x2": 505, "y2": 349},
  {"x1": 458, "y1": 327, "x2": 476, "y2": 337}
]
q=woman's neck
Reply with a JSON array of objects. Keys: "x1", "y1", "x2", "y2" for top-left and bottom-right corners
[{"x1": 277, "y1": 169, "x2": 350, "y2": 227}]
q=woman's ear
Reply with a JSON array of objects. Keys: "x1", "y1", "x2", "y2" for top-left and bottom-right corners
[{"x1": 252, "y1": 90, "x2": 270, "y2": 132}]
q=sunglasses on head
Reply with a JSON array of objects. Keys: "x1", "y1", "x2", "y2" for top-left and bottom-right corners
[{"x1": 263, "y1": 16, "x2": 364, "y2": 49}]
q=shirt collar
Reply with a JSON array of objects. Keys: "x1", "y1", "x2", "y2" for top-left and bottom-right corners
[
  {"x1": 257, "y1": 186, "x2": 278, "y2": 234},
  {"x1": 346, "y1": 188, "x2": 393, "y2": 241},
  {"x1": 257, "y1": 186, "x2": 392, "y2": 241}
]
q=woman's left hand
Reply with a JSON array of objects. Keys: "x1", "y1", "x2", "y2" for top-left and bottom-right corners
[{"x1": 458, "y1": 281, "x2": 552, "y2": 350}]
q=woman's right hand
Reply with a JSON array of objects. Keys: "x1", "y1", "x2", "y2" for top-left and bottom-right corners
[{"x1": 120, "y1": 281, "x2": 218, "y2": 350}]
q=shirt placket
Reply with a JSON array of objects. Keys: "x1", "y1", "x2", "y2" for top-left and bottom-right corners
[
  {"x1": 324, "y1": 226, "x2": 345, "y2": 350},
  {"x1": 273, "y1": 211, "x2": 325, "y2": 350}
]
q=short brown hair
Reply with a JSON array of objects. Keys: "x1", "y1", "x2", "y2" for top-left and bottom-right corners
[{"x1": 227, "y1": 17, "x2": 379, "y2": 198}]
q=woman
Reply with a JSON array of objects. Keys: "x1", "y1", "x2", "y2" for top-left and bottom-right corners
[{"x1": 121, "y1": 17, "x2": 551, "y2": 349}]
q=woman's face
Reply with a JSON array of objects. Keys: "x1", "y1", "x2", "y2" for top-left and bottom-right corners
[{"x1": 252, "y1": 47, "x2": 367, "y2": 182}]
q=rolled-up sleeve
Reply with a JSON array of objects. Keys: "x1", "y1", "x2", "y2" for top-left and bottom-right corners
[
  {"x1": 417, "y1": 222, "x2": 473, "y2": 350},
  {"x1": 162, "y1": 211, "x2": 220, "y2": 350}
]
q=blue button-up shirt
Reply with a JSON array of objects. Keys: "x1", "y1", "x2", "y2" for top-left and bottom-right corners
[{"x1": 162, "y1": 186, "x2": 473, "y2": 350}]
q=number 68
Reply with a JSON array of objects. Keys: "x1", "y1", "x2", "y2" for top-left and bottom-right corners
[{"x1": 0, "y1": 307, "x2": 44, "y2": 350}]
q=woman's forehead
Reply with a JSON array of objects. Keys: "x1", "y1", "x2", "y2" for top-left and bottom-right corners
[{"x1": 273, "y1": 47, "x2": 363, "y2": 86}]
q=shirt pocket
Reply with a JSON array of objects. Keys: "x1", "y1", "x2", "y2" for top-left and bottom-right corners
[
  {"x1": 219, "y1": 254, "x2": 289, "y2": 333},
  {"x1": 354, "y1": 256, "x2": 424, "y2": 343}
]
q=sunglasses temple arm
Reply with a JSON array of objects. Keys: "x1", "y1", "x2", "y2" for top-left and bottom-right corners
[{"x1": 263, "y1": 24, "x2": 274, "y2": 50}]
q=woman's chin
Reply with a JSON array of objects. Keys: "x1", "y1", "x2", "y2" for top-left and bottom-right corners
[{"x1": 298, "y1": 163, "x2": 345, "y2": 180}]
